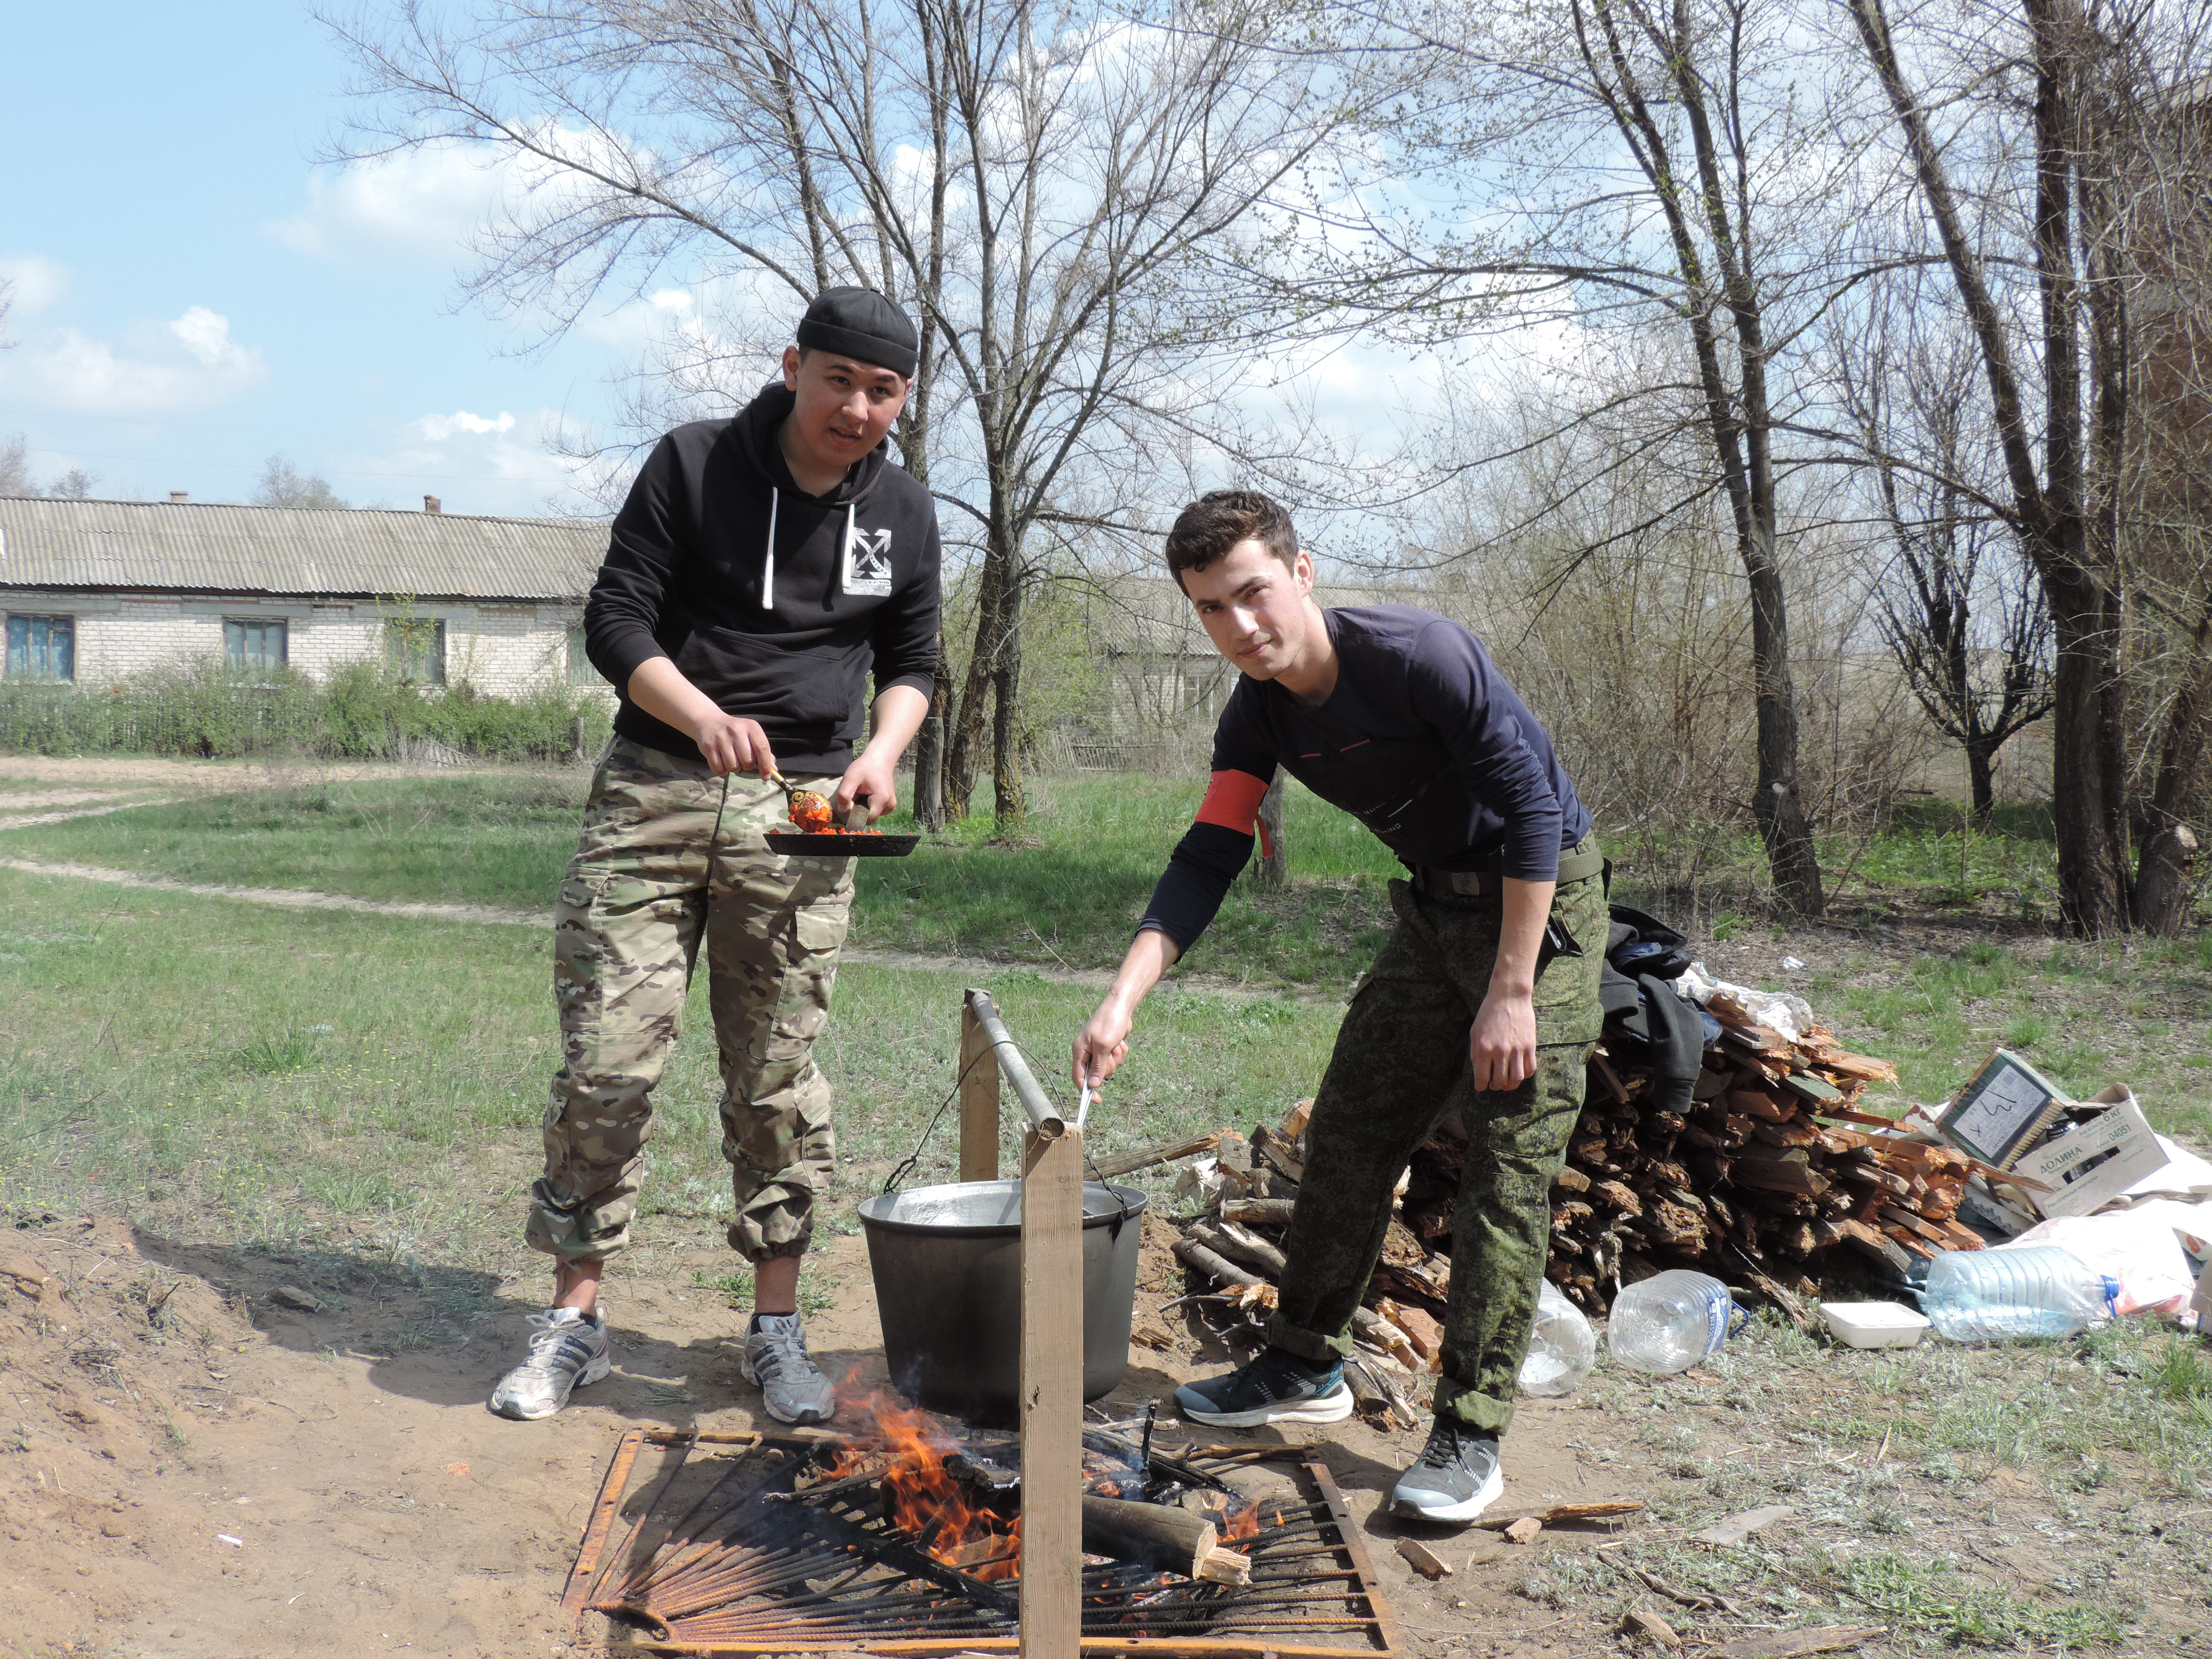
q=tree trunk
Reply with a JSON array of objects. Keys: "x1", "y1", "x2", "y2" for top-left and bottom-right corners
[
  {"x1": 913, "y1": 691, "x2": 947, "y2": 830},
  {"x1": 946, "y1": 553, "x2": 1015, "y2": 820},
  {"x1": 1746, "y1": 561, "x2": 1825, "y2": 915},
  {"x1": 1254, "y1": 765, "x2": 1288, "y2": 889},
  {"x1": 1964, "y1": 733, "x2": 1999, "y2": 826},
  {"x1": 2045, "y1": 572, "x2": 2133, "y2": 935},
  {"x1": 992, "y1": 640, "x2": 1026, "y2": 833},
  {"x1": 2133, "y1": 617, "x2": 2212, "y2": 933}
]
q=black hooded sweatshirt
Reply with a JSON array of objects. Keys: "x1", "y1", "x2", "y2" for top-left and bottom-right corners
[{"x1": 582, "y1": 381, "x2": 941, "y2": 773}]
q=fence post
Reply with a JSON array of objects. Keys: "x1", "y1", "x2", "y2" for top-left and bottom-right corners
[
  {"x1": 958, "y1": 1000, "x2": 1001, "y2": 1181},
  {"x1": 961, "y1": 989, "x2": 1082, "y2": 1657},
  {"x1": 1020, "y1": 1116, "x2": 1084, "y2": 1658}
]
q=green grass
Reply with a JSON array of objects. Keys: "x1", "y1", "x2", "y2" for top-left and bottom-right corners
[
  {"x1": 1806, "y1": 936, "x2": 2212, "y2": 1144},
  {"x1": 0, "y1": 864, "x2": 1340, "y2": 1263},
  {"x1": 0, "y1": 769, "x2": 1406, "y2": 987}
]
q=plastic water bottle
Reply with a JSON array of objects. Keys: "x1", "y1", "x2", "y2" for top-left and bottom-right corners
[
  {"x1": 1606, "y1": 1270, "x2": 1736, "y2": 1374},
  {"x1": 1519, "y1": 1281, "x2": 1597, "y2": 1396},
  {"x1": 1921, "y1": 1246, "x2": 2119, "y2": 1341}
]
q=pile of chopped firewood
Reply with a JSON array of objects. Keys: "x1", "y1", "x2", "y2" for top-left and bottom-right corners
[
  {"x1": 1406, "y1": 988, "x2": 1987, "y2": 1316},
  {"x1": 1157, "y1": 981, "x2": 1979, "y2": 1374}
]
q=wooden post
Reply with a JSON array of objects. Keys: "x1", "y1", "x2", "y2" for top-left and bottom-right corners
[
  {"x1": 1019, "y1": 1121, "x2": 1084, "y2": 1657},
  {"x1": 958, "y1": 999, "x2": 1001, "y2": 1182}
]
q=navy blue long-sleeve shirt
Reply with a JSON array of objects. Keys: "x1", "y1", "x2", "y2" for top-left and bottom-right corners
[{"x1": 1140, "y1": 605, "x2": 1590, "y2": 952}]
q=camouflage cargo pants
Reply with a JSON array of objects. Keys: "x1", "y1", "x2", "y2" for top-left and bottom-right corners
[
  {"x1": 1265, "y1": 842, "x2": 1607, "y2": 1434},
  {"x1": 528, "y1": 738, "x2": 854, "y2": 1266}
]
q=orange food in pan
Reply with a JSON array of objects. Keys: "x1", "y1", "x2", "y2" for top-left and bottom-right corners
[{"x1": 787, "y1": 791, "x2": 834, "y2": 832}]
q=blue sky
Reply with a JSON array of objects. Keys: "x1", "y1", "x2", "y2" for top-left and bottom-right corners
[{"x1": 0, "y1": 0, "x2": 632, "y2": 517}]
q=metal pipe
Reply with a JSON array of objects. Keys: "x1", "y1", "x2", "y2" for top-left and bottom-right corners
[{"x1": 962, "y1": 987, "x2": 1065, "y2": 1137}]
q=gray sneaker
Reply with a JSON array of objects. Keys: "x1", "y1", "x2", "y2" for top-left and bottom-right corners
[
  {"x1": 740, "y1": 1313, "x2": 835, "y2": 1425},
  {"x1": 487, "y1": 1308, "x2": 610, "y2": 1420},
  {"x1": 1390, "y1": 1416, "x2": 1504, "y2": 1525}
]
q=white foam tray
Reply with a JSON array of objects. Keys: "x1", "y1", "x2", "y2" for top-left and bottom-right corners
[{"x1": 1821, "y1": 1300, "x2": 1930, "y2": 1349}]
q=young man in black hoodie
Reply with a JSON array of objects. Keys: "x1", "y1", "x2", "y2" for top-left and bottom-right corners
[{"x1": 490, "y1": 289, "x2": 940, "y2": 1426}]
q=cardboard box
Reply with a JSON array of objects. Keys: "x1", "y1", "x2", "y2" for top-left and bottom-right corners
[{"x1": 2010, "y1": 1087, "x2": 2174, "y2": 1219}]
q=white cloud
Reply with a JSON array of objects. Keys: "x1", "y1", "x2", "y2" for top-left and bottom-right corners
[
  {"x1": 267, "y1": 143, "x2": 510, "y2": 267},
  {"x1": 0, "y1": 253, "x2": 68, "y2": 318},
  {"x1": 0, "y1": 306, "x2": 268, "y2": 417},
  {"x1": 333, "y1": 407, "x2": 589, "y2": 516},
  {"x1": 414, "y1": 408, "x2": 518, "y2": 441}
]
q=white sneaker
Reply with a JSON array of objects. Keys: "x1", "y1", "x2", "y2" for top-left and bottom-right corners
[
  {"x1": 740, "y1": 1313, "x2": 835, "y2": 1425},
  {"x1": 487, "y1": 1308, "x2": 610, "y2": 1420}
]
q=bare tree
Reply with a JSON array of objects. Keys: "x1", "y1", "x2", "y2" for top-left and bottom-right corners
[
  {"x1": 1845, "y1": 0, "x2": 2212, "y2": 933},
  {"x1": 1842, "y1": 285, "x2": 2054, "y2": 821},
  {"x1": 254, "y1": 454, "x2": 349, "y2": 509},
  {"x1": 328, "y1": 0, "x2": 1364, "y2": 831},
  {"x1": 1281, "y1": 0, "x2": 1859, "y2": 914}
]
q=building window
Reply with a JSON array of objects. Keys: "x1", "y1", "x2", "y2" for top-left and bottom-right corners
[
  {"x1": 4, "y1": 614, "x2": 74, "y2": 681},
  {"x1": 385, "y1": 618, "x2": 446, "y2": 685},
  {"x1": 567, "y1": 626, "x2": 606, "y2": 687},
  {"x1": 224, "y1": 617, "x2": 288, "y2": 673}
]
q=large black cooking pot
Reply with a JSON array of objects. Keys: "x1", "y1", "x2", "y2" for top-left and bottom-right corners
[{"x1": 856, "y1": 1178, "x2": 1148, "y2": 1421}]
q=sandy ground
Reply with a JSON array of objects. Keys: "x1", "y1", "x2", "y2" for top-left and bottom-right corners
[{"x1": 5, "y1": 1205, "x2": 1648, "y2": 1659}]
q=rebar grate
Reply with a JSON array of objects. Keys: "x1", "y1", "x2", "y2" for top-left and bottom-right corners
[{"x1": 564, "y1": 1429, "x2": 1403, "y2": 1656}]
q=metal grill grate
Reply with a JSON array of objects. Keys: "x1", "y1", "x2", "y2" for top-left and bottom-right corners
[{"x1": 564, "y1": 1429, "x2": 1404, "y2": 1657}]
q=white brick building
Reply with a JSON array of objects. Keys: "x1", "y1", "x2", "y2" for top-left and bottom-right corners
[{"x1": 0, "y1": 494, "x2": 615, "y2": 698}]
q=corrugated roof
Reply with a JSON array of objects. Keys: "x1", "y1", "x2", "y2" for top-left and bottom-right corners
[{"x1": 0, "y1": 496, "x2": 609, "y2": 600}]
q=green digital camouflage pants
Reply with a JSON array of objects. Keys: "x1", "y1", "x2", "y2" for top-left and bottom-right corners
[
  {"x1": 1265, "y1": 844, "x2": 1607, "y2": 1434},
  {"x1": 528, "y1": 739, "x2": 854, "y2": 1266}
]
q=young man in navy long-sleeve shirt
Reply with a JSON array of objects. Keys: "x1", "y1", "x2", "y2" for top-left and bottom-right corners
[{"x1": 1075, "y1": 489, "x2": 1604, "y2": 1525}]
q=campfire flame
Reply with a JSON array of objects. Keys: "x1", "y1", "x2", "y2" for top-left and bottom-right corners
[
  {"x1": 1222, "y1": 1500, "x2": 1261, "y2": 1542},
  {"x1": 826, "y1": 1387, "x2": 1022, "y2": 1582}
]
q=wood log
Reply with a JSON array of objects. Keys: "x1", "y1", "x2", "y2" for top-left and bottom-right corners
[
  {"x1": 1081, "y1": 1496, "x2": 1247, "y2": 1584},
  {"x1": 1832, "y1": 1219, "x2": 1912, "y2": 1275},
  {"x1": 1173, "y1": 1238, "x2": 1261, "y2": 1289},
  {"x1": 1729, "y1": 1090, "x2": 1792, "y2": 1123},
  {"x1": 1730, "y1": 1158, "x2": 1828, "y2": 1197},
  {"x1": 1552, "y1": 1166, "x2": 1592, "y2": 1194},
  {"x1": 1189, "y1": 1223, "x2": 1285, "y2": 1280},
  {"x1": 1752, "y1": 1119, "x2": 1821, "y2": 1149},
  {"x1": 1090, "y1": 1130, "x2": 1229, "y2": 1180},
  {"x1": 1593, "y1": 1181, "x2": 1644, "y2": 1217},
  {"x1": 1837, "y1": 1163, "x2": 1914, "y2": 1199},
  {"x1": 1219, "y1": 1198, "x2": 1295, "y2": 1228},
  {"x1": 1251, "y1": 1126, "x2": 1305, "y2": 1186},
  {"x1": 1591, "y1": 1054, "x2": 1631, "y2": 1103}
]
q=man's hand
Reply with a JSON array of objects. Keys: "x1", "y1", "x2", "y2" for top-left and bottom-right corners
[
  {"x1": 834, "y1": 745, "x2": 899, "y2": 823},
  {"x1": 1073, "y1": 998, "x2": 1136, "y2": 1096},
  {"x1": 1469, "y1": 988, "x2": 1537, "y2": 1094},
  {"x1": 692, "y1": 711, "x2": 778, "y2": 779},
  {"x1": 1073, "y1": 929, "x2": 1180, "y2": 1097}
]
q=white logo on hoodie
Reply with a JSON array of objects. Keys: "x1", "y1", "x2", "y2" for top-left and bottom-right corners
[{"x1": 843, "y1": 526, "x2": 894, "y2": 596}]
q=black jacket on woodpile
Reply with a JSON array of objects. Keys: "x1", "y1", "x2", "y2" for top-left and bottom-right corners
[{"x1": 1598, "y1": 904, "x2": 1704, "y2": 1116}]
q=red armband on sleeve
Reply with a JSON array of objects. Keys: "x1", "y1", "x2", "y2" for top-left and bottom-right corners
[{"x1": 1195, "y1": 769, "x2": 1274, "y2": 860}]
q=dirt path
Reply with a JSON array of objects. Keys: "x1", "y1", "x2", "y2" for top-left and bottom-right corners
[
  {"x1": 0, "y1": 848, "x2": 1288, "y2": 997},
  {"x1": 0, "y1": 856, "x2": 556, "y2": 928}
]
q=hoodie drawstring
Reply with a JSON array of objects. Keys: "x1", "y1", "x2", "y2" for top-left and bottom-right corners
[
  {"x1": 839, "y1": 502, "x2": 856, "y2": 592},
  {"x1": 762, "y1": 487, "x2": 779, "y2": 611}
]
